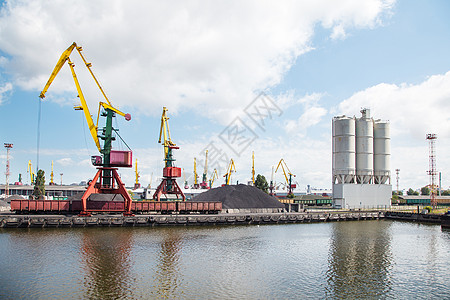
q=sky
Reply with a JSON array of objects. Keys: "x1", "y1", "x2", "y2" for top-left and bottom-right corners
[{"x1": 0, "y1": 0, "x2": 450, "y2": 191}]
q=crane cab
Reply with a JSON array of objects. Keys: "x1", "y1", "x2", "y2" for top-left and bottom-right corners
[{"x1": 91, "y1": 150, "x2": 133, "y2": 168}]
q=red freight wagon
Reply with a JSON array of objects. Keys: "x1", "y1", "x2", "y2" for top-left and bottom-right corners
[{"x1": 10, "y1": 199, "x2": 222, "y2": 215}]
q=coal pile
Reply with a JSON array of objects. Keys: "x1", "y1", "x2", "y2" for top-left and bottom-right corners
[
  {"x1": 191, "y1": 184, "x2": 284, "y2": 209},
  {"x1": 67, "y1": 193, "x2": 125, "y2": 201}
]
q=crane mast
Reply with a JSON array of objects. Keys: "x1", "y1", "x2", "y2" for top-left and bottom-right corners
[
  {"x1": 200, "y1": 150, "x2": 209, "y2": 189},
  {"x1": 252, "y1": 151, "x2": 255, "y2": 185},
  {"x1": 193, "y1": 158, "x2": 199, "y2": 188},
  {"x1": 27, "y1": 160, "x2": 35, "y2": 185},
  {"x1": 50, "y1": 160, "x2": 55, "y2": 185},
  {"x1": 269, "y1": 165, "x2": 275, "y2": 196},
  {"x1": 134, "y1": 158, "x2": 140, "y2": 189}
]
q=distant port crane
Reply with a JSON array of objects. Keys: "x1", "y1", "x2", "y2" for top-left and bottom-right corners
[
  {"x1": 153, "y1": 107, "x2": 185, "y2": 201},
  {"x1": 209, "y1": 168, "x2": 219, "y2": 188},
  {"x1": 275, "y1": 159, "x2": 296, "y2": 197},
  {"x1": 200, "y1": 150, "x2": 209, "y2": 189},
  {"x1": 223, "y1": 159, "x2": 236, "y2": 185}
]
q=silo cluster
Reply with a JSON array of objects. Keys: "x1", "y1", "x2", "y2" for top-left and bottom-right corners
[{"x1": 332, "y1": 109, "x2": 390, "y2": 185}]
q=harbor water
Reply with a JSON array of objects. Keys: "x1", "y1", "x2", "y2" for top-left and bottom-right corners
[{"x1": 0, "y1": 220, "x2": 449, "y2": 299}]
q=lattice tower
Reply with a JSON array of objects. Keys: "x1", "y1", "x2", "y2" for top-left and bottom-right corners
[
  {"x1": 4, "y1": 143, "x2": 13, "y2": 196},
  {"x1": 426, "y1": 134, "x2": 437, "y2": 207},
  {"x1": 395, "y1": 169, "x2": 400, "y2": 194}
]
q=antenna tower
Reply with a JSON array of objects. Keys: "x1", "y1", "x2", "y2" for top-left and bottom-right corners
[
  {"x1": 426, "y1": 134, "x2": 437, "y2": 207},
  {"x1": 4, "y1": 143, "x2": 13, "y2": 196}
]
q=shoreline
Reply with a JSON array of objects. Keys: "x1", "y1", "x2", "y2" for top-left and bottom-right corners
[{"x1": 0, "y1": 211, "x2": 383, "y2": 228}]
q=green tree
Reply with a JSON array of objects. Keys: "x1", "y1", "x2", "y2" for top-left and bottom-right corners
[
  {"x1": 254, "y1": 174, "x2": 269, "y2": 193},
  {"x1": 421, "y1": 186, "x2": 430, "y2": 196},
  {"x1": 32, "y1": 169, "x2": 45, "y2": 199},
  {"x1": 442, "y1": 190, "x2": 450, "y2": 196},
  {"x1": 407, "y1": 188, "x2": 415, "y2": 195}
]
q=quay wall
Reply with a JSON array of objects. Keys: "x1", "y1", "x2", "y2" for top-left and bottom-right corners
[
  {"x1": 0, "y1": 211, "x2": 383, "y2": 228},
  {"x1": 385, "y1": 211, "x2": 443, "y2": 224}
]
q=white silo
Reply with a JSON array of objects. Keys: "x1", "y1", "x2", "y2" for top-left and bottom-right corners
[
  {"x1": 355, "y1": 108, "x2": 374, "y2": 184},
  {"x1": 332, "y1": 116, "x2": 356, "y2": 184},
  {"x1": 374, "y1": 120, "x2": 391, "y2": 184},
  {"x1": 332, "y1": 108, "x2": 391, "y2": 209}
]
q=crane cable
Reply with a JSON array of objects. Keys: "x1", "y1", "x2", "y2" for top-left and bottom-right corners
[
  {"x1": 81, "y1": 110, "x2": 91, "y2": 155},
  {"x1": 36, "y1": 97, "x2": 42, "y2": 174}
]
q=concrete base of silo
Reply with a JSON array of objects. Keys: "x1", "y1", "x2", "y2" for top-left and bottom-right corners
[{"x1": 333, "y1": 183, "x2": 391, "y2": 209}]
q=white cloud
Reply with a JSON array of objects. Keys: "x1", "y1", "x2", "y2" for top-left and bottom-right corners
[
  {"x1": 0, "y1": 82, "x2": 12, "y2": 104},
  {"x1": 337, "y1": 71, "x2": 450, "y2": 141},
  {"x1": 0, "y1": 0, "x2": 395, "y2": 124},
  {"x1": 284, "y1": 93, "x2": 328, "y2": 137},
  {"x1": 56, "y1": 157, "x2": 74, "y2": 166},
  {"x1": 337, "y1": 70, "x2": 450, "y2": 189}
]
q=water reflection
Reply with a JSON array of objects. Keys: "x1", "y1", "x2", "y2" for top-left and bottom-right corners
[
  {"x1": 80, "y1": 228, "x2": 133, "y2": 299},
  {"x1": 326, "y1": 221, "x2": 393, "y2": 299},
  {"x1": 151, "y1": 229, "x2": 182, "y2": 299}
]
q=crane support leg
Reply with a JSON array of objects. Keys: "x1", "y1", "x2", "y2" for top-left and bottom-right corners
[
  {"x1": 153, "y1": 178, "x2": 185, "y2": 201},
  {"x1": 79, "y1": 167, "x2": 134, "y2": 216}
]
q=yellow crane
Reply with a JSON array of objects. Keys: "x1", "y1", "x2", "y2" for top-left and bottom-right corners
[
  {"x1": 39, "y1": 42, "x2": 131, "y2": 156},
  {"x1": 193, "y1": 157, "x2": 199, "y2": 188},
  {"x1": 209, "y1": 168, "x2": 219, "y2": 188},
  {"x1": 39, "y1": 42, "x2": 133, "y2": 216},
  {"x1": 153, "y1": 107, "x2": 184, "y2": 201},
  {"x1": 134, "y1": 158, "x2": 140, "y2": 189},
  {"x1": 27, "y1": 160, "x2": 35, "y2": 185},
  {"x1": 252, "y1": 151, "x2": 255, "y2": 185},
  {"x1": 223, "y1": 158, "x2": 236, "y2": 185},
  {"x1": 275, "y1": 159, "x2": 296, "y2": 197},
  {"x1": 50, "y1": 160, "x2": 55, "y2": 185}
]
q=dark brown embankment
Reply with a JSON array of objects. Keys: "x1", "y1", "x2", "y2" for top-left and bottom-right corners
[
  {"x1": 385, "y1": 211, "x2": 443, "y2": 224},
  {"x1": 0, "y1": 211, "x2": 383, "y2": 228}
]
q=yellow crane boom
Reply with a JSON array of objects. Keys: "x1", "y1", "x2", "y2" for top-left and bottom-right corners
[
  {"x1": 50, "y1": 160, "x2": 54, "y2": 185},
  {"x1": 39, "y1": 42, "x2": 130, "y2": 154},
  {"x1": 135, "y1": 158, "x2": 140, "y2": 186},
  {"x1": 193, "y1": 157, "x2": 198, "y2": 186},
  {"x1": 210, "y1": 168, "x2": 219, "y2": 188},
  {"x1": 158, "y1": 107, "x2": 176, "y2": 159},
  {"x1": 275, "y1": 159, "x2": 296, "y2": 196},
  {"x1": 223, "y1": 158, "x2": 236, "y2": 185}
]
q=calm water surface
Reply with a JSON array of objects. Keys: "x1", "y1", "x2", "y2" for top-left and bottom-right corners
[{"x1": 0, "y1": 220, "x2": 449, "y2": 299}]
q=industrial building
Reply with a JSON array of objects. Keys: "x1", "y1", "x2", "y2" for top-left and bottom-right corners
[
  {"x1": 332, "y1": 109, "x2": 391, "y2": 209},
  {"x1": 0, "y1": 184, "x2": 86, "y2": 200}
]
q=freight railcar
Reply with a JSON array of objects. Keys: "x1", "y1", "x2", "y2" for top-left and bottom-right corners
[
  {"x1": 278, "y1": 197, "x2": 332, "y2": 206},
  {"x1": 10, "y1": 199, "x2": 222, "y2": 215}
]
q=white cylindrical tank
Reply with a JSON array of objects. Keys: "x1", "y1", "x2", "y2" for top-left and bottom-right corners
[
  {"x1": 332, "y1": 116, "x2": 356, "y2": 184},
  {"x1": 356, "y1": 112, "x2": 373, "y2": 184},
  {"x1": 374, "y1": 120, "x2": 391, "y2": 184}
]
